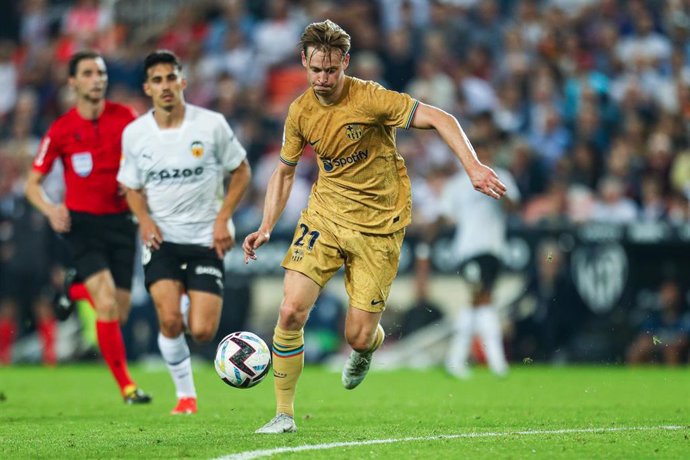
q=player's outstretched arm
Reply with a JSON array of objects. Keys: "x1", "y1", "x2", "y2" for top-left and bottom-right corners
[
  {"x1": 410, "y1": 102, "x2": 506, "y2": 200},
  {"x1": 242, "y1": 161, "x2": 296, "y2": 264},
  {"x1": 25, "y1": 170, "x2": 71, "y2": 232}
]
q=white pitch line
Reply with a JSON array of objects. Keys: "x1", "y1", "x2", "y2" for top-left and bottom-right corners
[{"x1": 217, "y1": 425, "x2": 685, "y2": 460}]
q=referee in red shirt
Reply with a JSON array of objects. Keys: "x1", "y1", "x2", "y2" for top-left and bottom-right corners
[{"x1": 25, "y1": 51, "x2": 151, "y2": 404}]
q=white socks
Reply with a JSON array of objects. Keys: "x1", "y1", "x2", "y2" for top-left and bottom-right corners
[
  {"x1": 158, "y1": 332, "x2": 196, "y2": 399},
  {"x1": 446, "y1": 304, "x2": 508, "y2": 377},
  {"x1": 475, "y1": 305, "x2": 508, "y2": 376},
  {"x1": 445, "y1": 308, "x2": 473, "y2": 378}
]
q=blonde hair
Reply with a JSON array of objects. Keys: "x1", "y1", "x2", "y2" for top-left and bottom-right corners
[{"x1": 300, "y1": 19, "x2": 351, "y2": 61}]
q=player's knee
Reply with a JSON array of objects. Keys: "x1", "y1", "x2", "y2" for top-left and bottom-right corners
[
  {"x1": 159, "y1": 315, "x2": 183, "y2": 337},
  {"x1": 93, "y1": 298, "x2": 119, "y2": 320},
  {"x1": 472, "y1": 288, "x2": 491, "y2": 305},
  {"x1": 191, "y1": 325, "x2": 216, "y2": 343},
  {"x1": 278, "y1": 302, "x2": 309, "y2": 329},
  {"x1": 118, "y1": 311, "x2": 130, "y2": 326}
]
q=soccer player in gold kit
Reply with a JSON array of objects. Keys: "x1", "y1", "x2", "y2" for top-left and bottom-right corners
[{"x1": 243, "y1": 20, "x2": 506, "y2": 434}]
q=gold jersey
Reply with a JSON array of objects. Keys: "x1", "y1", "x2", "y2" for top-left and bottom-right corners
[{"x1": 280, "y1": 76, "x2": 419, "y2": 234}]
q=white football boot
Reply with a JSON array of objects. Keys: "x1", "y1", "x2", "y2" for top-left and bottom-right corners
[
  {"x1": 255, "y1": 413, "x2": 297, "y2": 434},
  {"x1": 341, "y1": 350, "x2": 374, "y2": 389}
]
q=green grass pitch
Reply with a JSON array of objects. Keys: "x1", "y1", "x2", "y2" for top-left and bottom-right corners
[{"x1": 1, "y1": 363, "x2": 688, "y2": 459}]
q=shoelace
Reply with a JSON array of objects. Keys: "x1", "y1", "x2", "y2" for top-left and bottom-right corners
[
  {"x1": 348, "y1": 354, "x2": 371, "y2": 374},
  {"x1": 268, "y1": 415, "x2": 287, "y2": 426}
]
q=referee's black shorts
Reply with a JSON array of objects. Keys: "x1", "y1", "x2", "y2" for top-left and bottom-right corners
[{"x1": 63, "y1": 211, "x2": 136, "y2": 290}]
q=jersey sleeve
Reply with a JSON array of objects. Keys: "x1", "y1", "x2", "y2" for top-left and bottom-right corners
[
  {"x1": 32, "y1": 124, "x2": 62, "y2": 175},
  {"x1": 279, "y1": 102, "x2": 306, "y2": 167},
  {"x1": 366, "y1": 82, "x2": 419, "y2": 129},
  {"x1": 116, "y1": 124, "x2": 143, "y2": 189},
  {"x1": 215, "y1": 114, "x2": 247, "y2": 172}
]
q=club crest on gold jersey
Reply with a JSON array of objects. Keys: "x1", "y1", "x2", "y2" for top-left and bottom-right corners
[
  {"x1": 345, "y1": 124, "x2": 363, "y2": 140},
  {"x1": 291, "y1": 248, "x2": 304, "y2": 262},
  {"x1": 191, "y1": 141, "x2": 204, "y2": 158}
]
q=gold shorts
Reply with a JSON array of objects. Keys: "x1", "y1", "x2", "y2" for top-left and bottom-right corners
[{"x1": 281, "y1": 208, "x2": 405, "y2": 312}]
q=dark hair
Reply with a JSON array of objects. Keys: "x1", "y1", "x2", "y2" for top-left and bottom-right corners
[
  {"x1": 68, "y1": 50, "x2": 103, "y2": 77},
  {"x1": 143, "y1": 50, "x2": 182, "y2": 79}
]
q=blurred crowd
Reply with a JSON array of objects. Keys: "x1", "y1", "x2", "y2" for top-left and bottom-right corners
[
  {"x1": 2, "y1": 0, "x2": 690, "y2": 363},
  {"x1": 2, "y1": 0, "x2": 690, "y2": 232}
]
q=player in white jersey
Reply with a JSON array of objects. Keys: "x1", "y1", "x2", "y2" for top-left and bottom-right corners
[
  {"x1": 117, "y1": 50, "x2": 251, "y2": 414},
  {"x1": 441, "y1": 139, "x2": 520, "y2": 379}
]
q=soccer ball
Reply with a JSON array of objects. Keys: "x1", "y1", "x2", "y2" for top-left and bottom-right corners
[{"x1": 214, "y1": 331, "x2": 271, "y2": 388}]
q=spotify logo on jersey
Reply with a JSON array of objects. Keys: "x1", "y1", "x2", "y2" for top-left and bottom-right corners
[{"x1": 321, "y1": 150, "x2": 368, "y2": 172}]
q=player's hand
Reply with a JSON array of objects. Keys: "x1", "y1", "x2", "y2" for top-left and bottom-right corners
[
  {"x1": 468, "y1": 163, "x2": 507, "y2": 200},
  {"x1": 212, "y1": 218, "x2": 235, "y2": 259},
  {"x1": 47, "y1": 204, "x2": 71, "y2": 233},
  {"x1": 242, "y1": 230, "x2": 270, "y2": 264},
  {"x1": 139, "y1": 217, "x2": 163, "y2": 250}
]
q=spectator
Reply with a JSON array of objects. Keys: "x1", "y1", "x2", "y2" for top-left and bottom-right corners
[
  {"x1": 639, "y1": 176, "x2": 667, "y2": 221},
  {"x1": 528, "y1": 104, "x2": 571, "y2": 172},
  {"x1": 508, "y1": 139, "x2": 548, "y2": 200},
  {"x1": 523, "y1": 178, "x2": 570, "y2": 226},
  {"x1": 0, "y1": 40, "x2": 17, "y2": 120},
  {"x1": 350, "y1": 51, "x2": 387, "y2": 86},
  {"x1": 59, "y1": 0, "x2": 116, "y2": 58},
  {"x1": 569, "y1": 140, "x2": 602, "y2": 191},
  {"x1": 670, "y1": 148, "x2": 690, "y2": 199},
  {"x1": 511, "y1": 238, "x2": 586, "y2": 363},
  {"x1": 217, "y1": 29, "x2": 264, "y2": 88},
  {"x1": 493, "y1": 79, "x2": 528, "y2": 134},
  {"x1": 468, "y1": 0, "x2": 504, "y2": 59},
  {"x1": 18, "y1": 0, "x2": 51, "y2": 58},
  {"x1": 591, "y1": 175, "x2": 639, "y2": 223},
  {"x1": 457, "y1": 50, "x2": 498, "y2": 116},
  {"x1": 204, "y1": 0, "x2": 256, "y2": 56},
  {"x1": 643, "y1": 130, "x2": 675, "y2": 196},
  {"x1": 615, "y1": 9, "x2": 672, "y2": 72},
  {"x1": 0, "y1": 153, "x2": 60, "y2": 366},
  {"x1": 405, "y1": 57, "x2": 456, "y2": 113},
  {"x1": 626, "y1": 279, "x2": 690, "y2": 365},
  {"x1": 381, "y1": 28, "x2": 417, "y2": 92},
  {"x1": 253, "y1": 0, "x2": 305, "y2": 68}
]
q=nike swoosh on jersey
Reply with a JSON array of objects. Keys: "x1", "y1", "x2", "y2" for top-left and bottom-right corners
[
  {"x1": 370, "y1": 299, "x2": 384, "y2": 305},
  {"x1": 308, "y1": 139, "x2": 320, "y2": 147}
]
